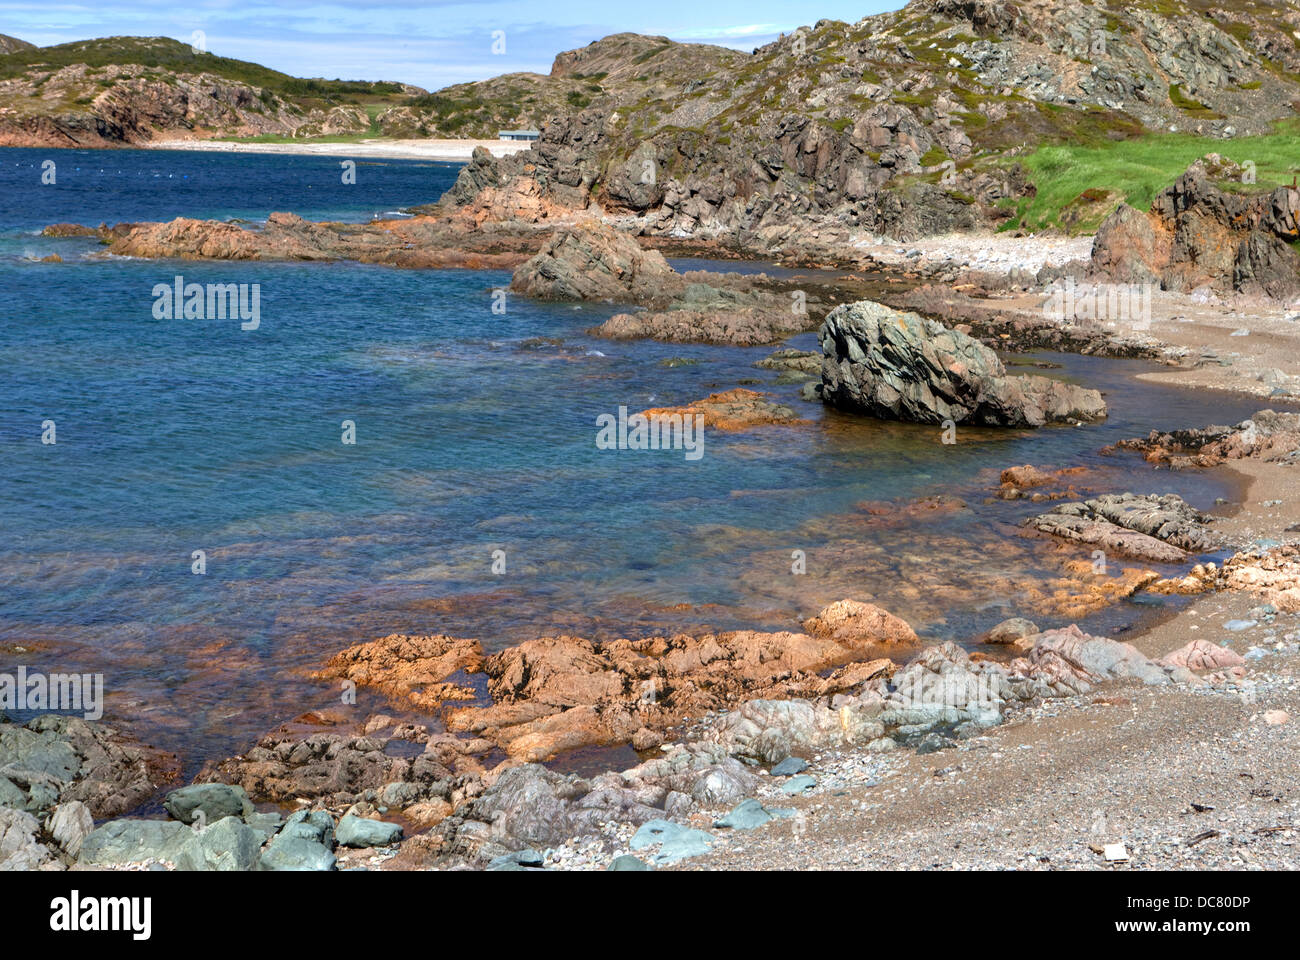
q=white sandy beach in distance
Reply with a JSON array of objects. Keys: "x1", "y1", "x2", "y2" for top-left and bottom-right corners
[{"x1": 148, "y1": 137, "x2": 535, "y2": 161}]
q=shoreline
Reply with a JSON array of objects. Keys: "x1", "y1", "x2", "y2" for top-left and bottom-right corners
[
  {"x1": 12, "y1": 178, "x2": 1300, "y2": 873},
  {"x1": 143, "y1": 137, "x2": 534, "y2": 161}
]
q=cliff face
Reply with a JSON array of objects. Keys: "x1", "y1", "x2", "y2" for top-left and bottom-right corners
[{"x1": 437, "y1": 0, "x2": 1300, "y2": 246}]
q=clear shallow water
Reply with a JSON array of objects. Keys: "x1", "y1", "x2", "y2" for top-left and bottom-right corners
[{"x1": 0, "y1": 147, "x2": 1267, "y2": 767}]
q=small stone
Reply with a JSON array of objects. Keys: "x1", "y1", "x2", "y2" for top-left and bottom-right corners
[
  {"x1": 770, "y1": 757, "x2": 808, "y2": 777},
  {"x1": 780, "y1": 775, "x2": 817, "y2": 795},
  {"x1": 713, "y1": 799, "x2": 773, "y2": 831},
  {"x1": 607, "y1": 854, "x2": 651, "y2": 871}
]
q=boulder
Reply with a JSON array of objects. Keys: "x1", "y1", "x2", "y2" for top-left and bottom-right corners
[
  {"x1": 984, "y1": 617, "x2": 1039, "y2": 645},
  {"x1": 802, "y1": 599, "x2": 919, "y2": 646},
  {"x1": 45, "y1": 801, "x2": 94, "y2": 857},
  {"x1": 78, "y1": 819, "x2": 191, "y2": 867},
  {"x1": 335, "y1": 813, "x2": 403, "y2": 848},
  {"x1": 1157, "y1": 639, "x2": 1246, "y2": 673},
  {"x1": 0, "y1": 807, "x2": 52, "y2": 870},
  {"x1": 174, "y1": 816, "x2": 263, "y2": 871},
  {"x1": 510, "y1": 221, "x2": 679, "y2": 302},
  {"x1": 163, "y1": 783, "x2": 252, "y2": 825},
  {"x1": 818, "y1": 300, "x2": 1106, "y2": 427},
  {"x1": 257, "y1": 833, "x2": 336, "y2": 872}
]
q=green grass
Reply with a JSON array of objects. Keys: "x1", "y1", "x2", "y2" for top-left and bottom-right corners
[{"x1": 1011, "y1": 118, "x2": 1300, "y2": 233}]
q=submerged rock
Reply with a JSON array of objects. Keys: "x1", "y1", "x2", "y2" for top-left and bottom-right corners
[
  {"x1": 818, "y1": 300, "x2": 1107, "y2": 427},
  {"x1": 639, "y1": 388, "x2": 804, "y2": 432},
  {"x1": 1025, "y1": 493, "x2": 1217, "y2": 562}
]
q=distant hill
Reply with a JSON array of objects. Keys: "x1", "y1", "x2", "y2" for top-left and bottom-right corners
[
  {"x1": 0, "y1": 36, "x2": 426, "y2": 147},
  {"x1": 0, "y1": 34, "x2": 34, "y2": 55}
]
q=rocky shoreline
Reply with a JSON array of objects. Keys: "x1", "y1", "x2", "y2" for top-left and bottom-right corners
[
  {"x1": 14, "y1": 141, "x2": 1300, "y2": 871},
  {"x1": 4, "y1": 400, "x2": 1296, "y2": 871}
]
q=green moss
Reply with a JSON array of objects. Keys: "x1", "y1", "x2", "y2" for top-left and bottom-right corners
[
  {"x1": 919, "y1": 145, "x2": 949, "y2": 166},
  {"x1": 1168, "y1": 83, "x2": 1216, "y2": 115}
]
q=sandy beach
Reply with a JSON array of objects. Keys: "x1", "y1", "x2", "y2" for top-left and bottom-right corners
[{"x1": 147, "y1": 137, "x2": 536, "y2": 161}]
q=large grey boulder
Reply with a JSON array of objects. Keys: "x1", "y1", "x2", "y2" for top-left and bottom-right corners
[
  {"x1": 818, "y1": 300, "x2": 1107, "y2": 427},
  {"x1": 45, "y1": 801, "x2": 94, "y2": 857},
  {"x1": 163, "y1": 783, "x2": 252, "y2": 826},
  {"x1": 257, "y1": 834, "x2": 336, "y2": 872},
  {"x1": 78, "y1": 819, "x2": 191, "y2": 867},
  {"x1": 0, "y1": 807, "x2": 53, "y2": 870},
  {"x1": 174, "y1": 816, "x2": 262, "y2": 871}
]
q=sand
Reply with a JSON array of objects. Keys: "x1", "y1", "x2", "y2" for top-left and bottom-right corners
[{"x1": 147, "y1": 137, "x2": 536, "y2": 161}]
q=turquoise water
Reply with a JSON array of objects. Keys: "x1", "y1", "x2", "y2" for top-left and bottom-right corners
[{"x1": 0, "y1": 147, "x2": 1266, "y2": 765}]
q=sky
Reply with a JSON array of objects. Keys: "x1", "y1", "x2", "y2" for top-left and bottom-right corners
[{"x1": 0, "y1": 0, "x2": 907, "y2": 91}]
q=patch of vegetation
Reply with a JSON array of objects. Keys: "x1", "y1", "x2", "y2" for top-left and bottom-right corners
[
  {"x1": 0, "y1": 36, "x2": 405, "y2": 105},
  {"x1": 1012, "y1": 117, "x2": 1300, "y2": 233},
  {"x1": 1168, "y1": 83, "x2": 1218, "y2": 116}
]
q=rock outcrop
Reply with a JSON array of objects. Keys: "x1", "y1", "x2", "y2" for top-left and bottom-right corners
[
  {"x1": 818, "y1": 300, "x2": 1107, "y2": 427},
  {"x1": 0, "y1": 715, "x2": 177, "y2": 820},
  {"x1": 596, "y1": 299, "x2": 813, "y2": 345},
  {"x1": 638, "y1": 389, "x2": 804, "y2": 432},
  {"x1": 1025, "y1": 493, "x2": 1218, "y2": 563},
  {"x1": 1090, "y1": 156, "x2": 1300, "y2": 300},
  {"x1": 308, "y1": 599, "x2": 907, "y2": 763},
  {"x1": 509, "y1": 221, "x2": 680, "y2": 302},
  {"x1": 1111, "y1": 410, "x2": 1300, "y2": 468}
]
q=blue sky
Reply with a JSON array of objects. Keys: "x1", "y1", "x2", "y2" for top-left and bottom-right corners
[{"x1": 0, "y1": 0, "x2": 906, "y2": 91}]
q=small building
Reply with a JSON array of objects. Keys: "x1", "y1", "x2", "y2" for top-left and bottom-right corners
[{"x1": 498, "y1": 130, "x2": 540, "y2": 141}]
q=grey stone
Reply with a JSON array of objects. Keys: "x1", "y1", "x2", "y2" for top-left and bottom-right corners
[
  {"x1": 335, "y1": 813, "x2": 402, "y2": 848},
  {"x1": 0, "y1": 807, "x2": 52, "y2": 870},
  {"x1": 770, "y1": 756, "x2": 808, "y2": 777},
  {"x1": 174, "y1": 816, "x2": 262, "y2": 871},
  {"x1": 282, "y1": 809, "x2": 335, "y2": 847},
  {"x1": 780, "y1": 775, "x2": 817, "y2": 795},
  {"x1": 45, "y1": 800, "x2": 93, "y2": 857},
  {"x1": 607, "y1": 854, "x2": 651, "y2": 871},
  {"x1": 713, "y1": 799, "x2": 773, "y2": 830},
  {"x1": 258, "y1": 833, "x2": 336, "y2": 871},
  {"x1": 630, "y1": 819, "x2": 686, "y2": 851},
  {"x1": 163, "y1": 783, "x2": 252, "y2": 825},
  {"x1": 652, "y1": 828, "x2": 714, "y2": 865},
  {"x1": 78, "y1": 819, "x2": 191, "y2": 866}
]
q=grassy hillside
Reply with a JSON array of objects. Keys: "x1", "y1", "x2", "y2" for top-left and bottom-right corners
[
  {"x1": 0, "y1": 36, "x2": 410, "y2": 101},
  {"x1": 1009, "y1": 118, "x2": 1300, "y2": 233}
]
